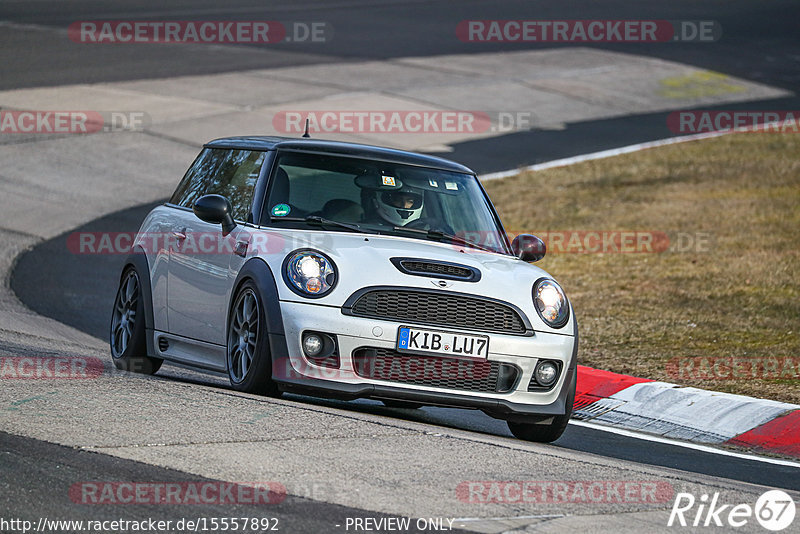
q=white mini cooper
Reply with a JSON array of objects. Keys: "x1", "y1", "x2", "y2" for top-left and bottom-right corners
[{"x1": 110, "y1": 136, "x2": 577, "y2": 442}]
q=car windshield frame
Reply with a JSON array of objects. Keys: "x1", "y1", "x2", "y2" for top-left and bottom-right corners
[{"x1": 258, "y1": 149, "x2": 513, "y2": 255}]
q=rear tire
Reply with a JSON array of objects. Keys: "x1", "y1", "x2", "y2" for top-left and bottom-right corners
[
  {"x1": 507, "y1": 376, "x2": 575, "y2": 443},
  {"x1": 110, "y1": 267, "x2": 162, "y2": 374},
  {"x1": 227, "y1": 280, "x2": 280, "y2": 397}
]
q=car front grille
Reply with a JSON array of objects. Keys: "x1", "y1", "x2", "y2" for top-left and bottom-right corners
[
  {"x1": 352, "y1": 347, "x2": 508, "y2": 392},
  {"x1": 345, "y1": 289, "x2": 528, "y2": 335}
]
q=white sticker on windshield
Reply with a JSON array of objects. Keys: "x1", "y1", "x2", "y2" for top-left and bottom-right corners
[
  {"x1": 382, "y1": 175, "x2": 396, "y2": 186},
  {"x1": 429, "y1": 179, "x2": 439, "y2": 187},
  {"x1": 445, "y1": 181, "x2": 458, "y2": 190}
]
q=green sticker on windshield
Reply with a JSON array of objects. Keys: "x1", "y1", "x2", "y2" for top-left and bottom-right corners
[{"x1": 271, "y1": 203, "x2": 291, "y2": 217}]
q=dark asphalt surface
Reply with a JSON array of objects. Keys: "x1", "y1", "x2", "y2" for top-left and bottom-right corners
[
  {"x1": 1, "y1": 0, "x2": 798, "y2": 91},
  {"x1": 308, "y1": 396, "x2": 800, "y2": 492},
  {"x1": 0, "y1": 430, "x2": 455, "y2": 534},
  {"x1": 4, "y1": 0, "x2": 800, "y2": 523},
  {"x1": 2, "y1": 0, "x2": 798, "y2": 173}
]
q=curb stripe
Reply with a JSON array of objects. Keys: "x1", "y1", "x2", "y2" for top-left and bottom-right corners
[
  {"x1": 575, "y1": 367, "x2": 800, "y2": 458},
  {"x1": 595, "y1": 381, "x2": 796, "y2": 443},
  {"x1": 574, "y1": 365, "x2": 651, "y2": 412},
  {"x1": 725, "y1": 410, "x2": 800, "y2": 457},
  {"x1": 576, "y1": 365, "x2": 652, "y2": 398}
]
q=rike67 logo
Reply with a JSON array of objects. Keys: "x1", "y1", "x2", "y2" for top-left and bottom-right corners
[{"x1": 668, "y1": 490, "x2": 796, "y2": 531}]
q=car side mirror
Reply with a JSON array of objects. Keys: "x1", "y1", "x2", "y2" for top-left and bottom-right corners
[
  {"x1": 193, "y1": 194, "x2": 237, "y2": 236},
  {"x1": 511, "y1": 234, "x2": 546, "y2": 262}
]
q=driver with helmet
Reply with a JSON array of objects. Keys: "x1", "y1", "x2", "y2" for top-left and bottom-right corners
[
  {"x1": 356, "y1": 172, "x2": 425, "y2": 227},
  {"x1": 372, "y1": 186, "x2": 424, "y2": 226}
]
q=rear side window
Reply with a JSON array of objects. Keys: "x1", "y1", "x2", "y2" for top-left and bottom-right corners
[{"x1": 170, "y1": 148, "x2": 265, "y2": 221}]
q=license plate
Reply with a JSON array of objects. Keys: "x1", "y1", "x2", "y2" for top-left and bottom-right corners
[{"x1": 396, "y1": 326, "x2": 489, "y2": 359}]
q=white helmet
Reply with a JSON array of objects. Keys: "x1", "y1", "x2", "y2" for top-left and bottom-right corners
[{"x1": 373, "y1": 187, "x2": 424, "y2": 226}]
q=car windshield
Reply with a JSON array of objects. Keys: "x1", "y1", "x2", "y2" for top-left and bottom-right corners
[{"x1": 263, "y1": 151, "x2": 510, "y2": 254}]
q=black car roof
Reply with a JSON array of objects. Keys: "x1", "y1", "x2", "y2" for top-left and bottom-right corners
[{"x1": 204, "y1": 136, "x2": 475, "y2": 174}]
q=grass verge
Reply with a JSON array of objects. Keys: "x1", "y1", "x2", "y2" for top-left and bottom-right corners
[{"x1": 484, "y1": 133, "x2": 800, "y2": 404}]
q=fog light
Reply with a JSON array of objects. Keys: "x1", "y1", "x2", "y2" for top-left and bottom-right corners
[
  {"x1": 535, "y1": 361, "x2": 559, "y2": 387},
  {"x1": 302, "y1": 333, "x2": 324, "y2": 357}
]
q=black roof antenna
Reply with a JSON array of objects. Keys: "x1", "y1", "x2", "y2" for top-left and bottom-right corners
[{"x1": 302, "y1": 117, "x2": 311, "y2": 138}]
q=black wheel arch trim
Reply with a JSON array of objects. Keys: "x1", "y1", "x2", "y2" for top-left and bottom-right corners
[{"x1": 121, "y1": 249, "x2": 156, "y2": 358}]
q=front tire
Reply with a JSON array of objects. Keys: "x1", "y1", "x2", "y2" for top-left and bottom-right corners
[
  {"x1": 507, "y1": 376, "x2": 575, "y2": 443},
  {"x1": 227, "y1": 281, "x2": 280, "y2": 396},
  {"x1": 110, "y1": 268, "x2": 162, "y2": 374}
]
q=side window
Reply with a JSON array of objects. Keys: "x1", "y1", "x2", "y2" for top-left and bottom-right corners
[
  {"x1": 169, "y1": 148, "x2": 265, "y2": 222},
  {"x1": 169, "y1": 148, "x2": 227, "y2": 209},
  {"x1": 204, "y1": 150, "x2": 265, "y2": 221}
]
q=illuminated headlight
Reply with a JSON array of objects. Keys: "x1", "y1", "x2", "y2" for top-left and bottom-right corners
[
  {"x1": 284, "y1": 250, "x2": 337, "y2": 297},
  {"x1": 533, "y1": 278, "x2": 569, "y2": 328}
]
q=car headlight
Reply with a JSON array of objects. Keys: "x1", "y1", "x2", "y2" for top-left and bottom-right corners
[
  {"x1": 533, "y1": 278, "x2": 569, "y2": 328},
  {"x1": 283, "y1": 250, "x2": 337, "y2": 298}
]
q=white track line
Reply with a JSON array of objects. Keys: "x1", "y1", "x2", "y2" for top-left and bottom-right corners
[
  {"x1": 481, "y1": 117, "x2": 800, "y2": 180},
  {"x1": 570, "y1": 420, "x2": 800, "y2": 469},
  {"x1": 479, "y1": 130, "x2": 733, "y2": 181}
]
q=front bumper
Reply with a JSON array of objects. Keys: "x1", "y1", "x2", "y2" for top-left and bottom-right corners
[{"x1": 271, "y1": 300, "x2": 577, "y2": 420}]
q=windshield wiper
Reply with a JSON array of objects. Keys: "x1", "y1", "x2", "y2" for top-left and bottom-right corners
[
  {"x1": 270, "y1": 215, "x2": 371, "y2": 234},
  {"x1": 392, "y1": 226, "x2": 497, "y2": 253}
]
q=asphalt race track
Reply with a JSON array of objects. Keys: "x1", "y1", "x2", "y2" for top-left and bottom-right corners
[
  {"x1": 2, "y1": 0, "x2": 799, "y2": 88},
  {"x1": 2, "y1": 1, "x2": 800, "y2": 532},
  {"x1": 11, "y1": 200, "x2": 800, "y2": 492},
  {"x1": 2, "y1": 430, "x2": 448, "y2": 534},
  {"x1": 2, "y1": 0, "x2": 800, "y2": 173}
]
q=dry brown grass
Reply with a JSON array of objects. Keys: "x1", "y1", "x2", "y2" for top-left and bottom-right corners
[{"x1": 484, "y1": 133, "x2": 800, "y2": 404}]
